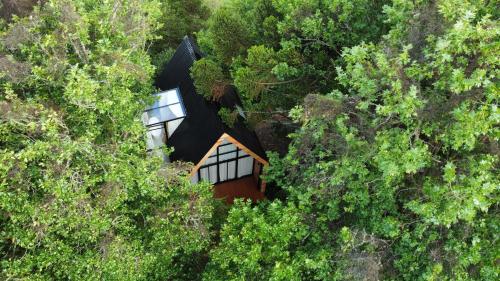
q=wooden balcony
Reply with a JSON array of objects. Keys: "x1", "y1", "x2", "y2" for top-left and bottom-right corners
[{"x1": 213, "y1": 176, "x2": 265, "y2": 204}]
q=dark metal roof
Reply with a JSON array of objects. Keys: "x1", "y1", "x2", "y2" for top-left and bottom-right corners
[{"x1": 154, "y1": 36, "x2": 267, "y2": 165}]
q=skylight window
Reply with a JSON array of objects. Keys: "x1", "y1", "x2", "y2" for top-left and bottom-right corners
[
  {"x1": 143, "y1": 88, "x2": 185, "y2": 125},
  {"x1": 143, "y1": 88, "x2": 186, "y2": 152}
]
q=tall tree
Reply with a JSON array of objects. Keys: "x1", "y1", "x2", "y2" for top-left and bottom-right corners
[
  {"x1": 0, "y1": 1, "x2": 215, "y2": 280},
  {"x1": 206, "y1": 0, "x2": 499, "y2": 279},
  {"x1": 193, "y1": 0, "x2": 389, "y2": 123},
  {"x1": 149, "y1": 0, "x2": 210, "y2": 74}
]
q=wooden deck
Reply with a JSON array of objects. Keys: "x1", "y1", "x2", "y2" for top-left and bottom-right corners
[{"x1": 214, "y1": 176, "x2": 265, "y2": 204}]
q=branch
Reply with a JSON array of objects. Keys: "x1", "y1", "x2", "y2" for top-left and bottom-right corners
[{"x1": 254, "y1": 77, "x2": 302, "y2": 86}]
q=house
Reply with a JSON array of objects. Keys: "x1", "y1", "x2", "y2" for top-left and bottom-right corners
[{"x1": 143, "y1": 36, "x2": 267, "y2": 203}]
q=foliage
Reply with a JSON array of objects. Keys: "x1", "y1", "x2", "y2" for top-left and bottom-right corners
[
  {"x1": 257, "y1": 0, "x2": 499, "y2": 279},
  {"x1": 0, "y1": 1, "x2": 216, "y2": 280},
  {"x1": 199, "y1": 6, "x2": 253, "y2": 64},
  {"x1": 1, "y1": 0, "x2": 499, "y2": 280},
  {"x1": 203, "y1": 0, "x2": 226, "y2": 10},
  {"x1": 156, "y1": 0, "x2": 209, "y2": 48},
  {"x1": 203, "y1": 201, "x2": 332, "y2": 281},
  {"x1": 191, "y1": 57, "x2": 228, "y2": 100},
  {"x1": 150, "y1": 46, "x2": 176, "y2": 77},
  {"x1": 149, "y1": 0, "x2": 210, "y2": 74},
  {"x1": 217, "y1": 107, "x2": 238, "y2": 128},
  {"x1": 194, "y1": 0, "x2": 389, "y2": 121}
]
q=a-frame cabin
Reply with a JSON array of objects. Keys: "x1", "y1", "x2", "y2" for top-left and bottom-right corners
[{"x1": 143, "y1": 36, "x2": 267, "y2": 203}]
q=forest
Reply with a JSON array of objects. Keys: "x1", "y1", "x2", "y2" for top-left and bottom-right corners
[{"x1": 0, "y1": 0, "x2": 498, "y2": 280}]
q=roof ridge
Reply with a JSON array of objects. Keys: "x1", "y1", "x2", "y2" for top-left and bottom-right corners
[{"x1": 182, "y1": 35, "x2": 203, "y2": 61}]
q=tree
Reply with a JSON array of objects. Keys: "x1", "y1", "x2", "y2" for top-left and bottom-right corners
[
  {"x1": 191, "y1": 57, "x2": 228, "y2": 100},
  {"x1": 0, "y1": 1, "x2": 215, "y2": 280},
  {"x1": 195, "y1": 0, "x2": 389, "y2": 122},
  {"x1": 203, "y1": 201, "x2": 333, "y2": 281},
  {"x1": 1, "y1": 0, "x2": 498, "y2": 280},
  {"x1": 275, "y1": 0, "x2": 497, "y2": 279},
  {"x1": 207, "y1": 0, "x2": 499, "y2": 279},
  {"x1": 149, "y1": 0, "x2": 210, "y2": 74}
]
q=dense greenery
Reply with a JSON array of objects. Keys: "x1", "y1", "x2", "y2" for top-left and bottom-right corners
[
  {"x1": 149, "y1": 0, "x2": 210, "y2": 73},
  {"x1": 1, "y1": 0, "x2": 498, "y2": 280},
  {"x1": 192, "y1": 0, "x2": 389, "y2": 122},
  {"x1": 0, "y1": 1, "x2": 215, "y2": 280},
  {"x1": 197, "y1": 0, "x2": 499, "y2": 280}
]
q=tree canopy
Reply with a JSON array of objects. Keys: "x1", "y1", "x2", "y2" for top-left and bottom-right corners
[
  {"x1": 0, "y1": 1, "x2": 216, "y2": 280},
  {"x1": 1, "y1": 0, "x2": 498, "y2": 280}
]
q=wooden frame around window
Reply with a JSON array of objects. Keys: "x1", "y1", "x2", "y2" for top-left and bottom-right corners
[{"x1": 190, "y1": 133, "x2": 268, "y2": 192}]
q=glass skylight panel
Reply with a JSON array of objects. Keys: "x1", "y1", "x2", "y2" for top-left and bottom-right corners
[
  {"x1": 145, "y1": 89, "x2": 180, "y2": 110},
  {"x1": 168, "y1": 103, "x2": 184, "y2": 119},
  {"x1": 143, "y1": 108, "x2": 169, "y2": 125},
  {"x1": 146, "y1": 125, "x2": 165, "y2": 150},
  {"x1": 143, "y1": 87, "x2": 186, "y2": 145},
  {"x1": 167, "y1": 118, "x2": 183, "y2": 137},
  {"x1": 143, "y1": 104, "x2": 185, "y2": 125},
  {"x1": 143, "y1": 88, "x2": 186, "y2": 125}
]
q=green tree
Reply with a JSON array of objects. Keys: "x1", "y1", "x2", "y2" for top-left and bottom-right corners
[
  {"x1": 2, "y1": 0, "x2": 498, "y2": 280},
  {"x1": 207, "y1": 0, "x2": 499, "y2": 279},
  {"x1": 0, "y1": 1, "x2": 215, "y2": 280},
  {"x1": 191, "y1": 57, "x2": 228, "y2": 100},
  {"x1": 194, "y1": 0, "x2": 389, "y2": 122},
  {"x1": 203, "y1": 201, "x2": 333, "y2": 281},
  {"x1": 149, "y1": 0, "x2": 210, "y2": 74}
]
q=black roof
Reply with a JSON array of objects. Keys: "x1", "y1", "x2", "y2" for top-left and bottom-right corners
[{"x1": 154, "y1": 36, "x2": 266, "y2": 164}]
